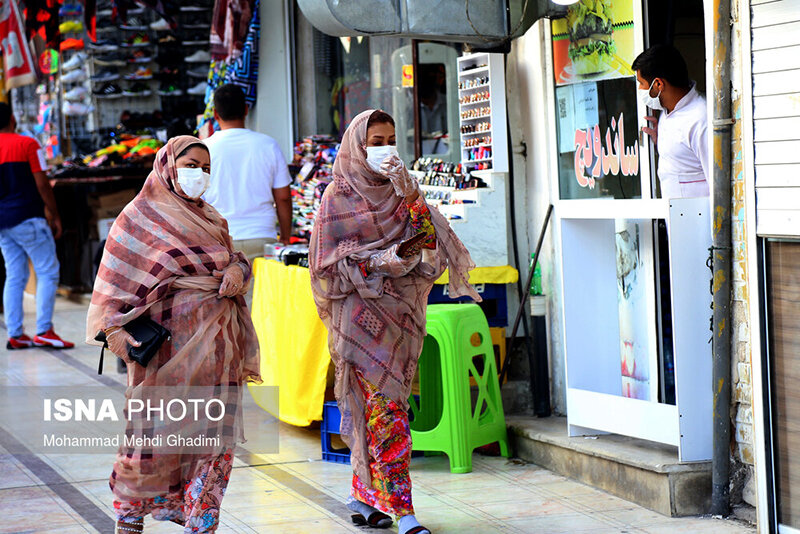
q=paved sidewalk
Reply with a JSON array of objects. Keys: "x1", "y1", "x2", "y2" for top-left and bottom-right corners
[{"x1": 0, "y1": 295, "x2": 756, "y2": 533}]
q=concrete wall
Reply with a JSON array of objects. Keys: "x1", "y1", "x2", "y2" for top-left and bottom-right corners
[
  {"x1": 727, "y1": 0, "x2": 756, "y2": 511},
  {"x1": 248, "y1": 0, "x2": 295, "y2": 160},
  {"x1": 506, "y1": 20, "x2": 567, "y2": 415}
]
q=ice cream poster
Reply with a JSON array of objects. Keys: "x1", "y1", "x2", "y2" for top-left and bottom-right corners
[{"x1": 551, "y1": 0, "x2": 635, "y2": 86}]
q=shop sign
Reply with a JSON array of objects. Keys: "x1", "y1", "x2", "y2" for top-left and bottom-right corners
[
  {"x1": 401, "y1": 64, "x2": 414, "y2": 87},
  {"x1": 573, "y1": 113, "x2": 639, "y2": 189},
  {"x1": 551, "y1": 0, "x2": 635, "y2": 87}
]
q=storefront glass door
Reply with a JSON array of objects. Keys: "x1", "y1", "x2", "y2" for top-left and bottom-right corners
[
  {"x1": 552, "y1": 0, "x2": 713, "y2": 460},
  {"x1": 763, "y1": 239, "x2": 800, "y2": 531}
]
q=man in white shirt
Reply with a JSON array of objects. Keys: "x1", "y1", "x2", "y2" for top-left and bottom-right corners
[
  {"x1": 633, "y1": 44, "x2": 709, "y2": 199},
  {"x1": 203, "y1": 85, "x2": 293, "y2": 260}
]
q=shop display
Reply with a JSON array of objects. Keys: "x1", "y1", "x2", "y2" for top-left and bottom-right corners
[
  {"x1": 50, "y1": 135, "x2": 164, "y2": 178},
  {"x1": 457, "y1": 52, "x2": 508, "y2": 173},
  {"x1": 289, "y1": 135, "x2": 339, "y2": 242},
  {"x1": 411, "y1": 157, "x2": 487, "y2": 195}
]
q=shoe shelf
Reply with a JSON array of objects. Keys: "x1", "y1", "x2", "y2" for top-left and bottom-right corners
[
  {"x1": 456, "y1": 52, "x2": 508, "y2": 174},
  {"x1": 62, "y1": 3, "x2": 214, "y2": 132}
]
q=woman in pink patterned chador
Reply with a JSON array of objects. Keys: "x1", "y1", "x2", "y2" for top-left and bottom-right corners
[{"x1": 309, "y1": 110, "x2": 480, "y2": 534}]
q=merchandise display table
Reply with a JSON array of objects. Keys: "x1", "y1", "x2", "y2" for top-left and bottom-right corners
[{"x1": 247, "y1": 258, "x2": 517, "y2": 426}]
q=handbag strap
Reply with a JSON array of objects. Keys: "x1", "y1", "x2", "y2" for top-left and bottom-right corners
[{"x1": 98, "y1": 342, "x2": 107, "y2": 375}]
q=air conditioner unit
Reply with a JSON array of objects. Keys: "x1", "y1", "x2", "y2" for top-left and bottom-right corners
[{"x1": 297, "y1": 0, "x2": 568, "y2": 45}]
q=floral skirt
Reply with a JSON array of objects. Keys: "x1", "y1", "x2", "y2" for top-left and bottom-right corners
[
  {"x1": 351, "y1": 373, "x2": 415, "y2": 517},
  {"x1": 113, "y1": 448, "x2": 234, "y2": 533}
]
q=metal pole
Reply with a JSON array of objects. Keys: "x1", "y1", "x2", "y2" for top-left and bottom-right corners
[
  {"x1": 411, "y1": 40, "x2": 422, "y2": 160},
  {"x1": 499, "y1": 204, "x2": 553, "y2": 384},
  {"x1": 711, "y1": 0, "x2": 733, "y2": 517}
]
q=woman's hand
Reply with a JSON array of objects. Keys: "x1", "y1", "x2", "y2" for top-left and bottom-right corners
[
  {"x1": 214, "y1": 264, "x2": 246, "y2": 297},
  {"x1": 366, "y1": 244, "x2": 421, "y2": 278},
  {"x1": 380, "y1": 156, "x2": 418, "y2": 199},
  {"x1": 105, "y1": 327, "x2": 140, "y2": 364}
]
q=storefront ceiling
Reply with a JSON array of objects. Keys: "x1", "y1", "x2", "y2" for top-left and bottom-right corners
[{"x1": 297, "y1": 0, "x2": 566, "y2": 44}]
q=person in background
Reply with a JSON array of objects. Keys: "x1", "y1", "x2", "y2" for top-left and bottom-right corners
[
  {"x1": 633, "y1": 44, "x2": 709, "y2": 199},
  {"x1": 309, "y1": 109, "x2": 480, "y2": 534},
  {"x1": 0, "y1": 102, "x2": 73, "y2": 349},
  {"x1": 203, "y1": 84, "x2": 293, "y2": 261}
]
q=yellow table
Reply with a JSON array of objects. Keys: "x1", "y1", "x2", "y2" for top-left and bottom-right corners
[
  {"x1": 248, "y1": 258, "x2": 331, "y2": 426},
  {"x1": 247, "y1": 258, "x2": 518, "y2": 426}
]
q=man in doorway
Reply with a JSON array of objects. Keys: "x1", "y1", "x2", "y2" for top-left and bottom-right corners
[
  {"x1": 633, "y1": 44, "x2": 709, "y2": 199},
  {"x1": 203, "y1": 84, "x2": 293, "y2": 260},
  {"x1": 0, "y1": 103, "x2": 73, "y2": 349}
]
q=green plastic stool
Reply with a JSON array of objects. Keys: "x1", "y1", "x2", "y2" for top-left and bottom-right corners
[{"x1": 409, "y1": 303, "x2": 510, "y2": 473}]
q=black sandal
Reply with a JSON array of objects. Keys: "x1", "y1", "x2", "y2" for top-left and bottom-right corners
[
  {"x1": 351, "y1": 511, "x2": 393, "y2": 528},
  {"x1": 405, "y1": 527, "x2": 430, "y2": 534}
]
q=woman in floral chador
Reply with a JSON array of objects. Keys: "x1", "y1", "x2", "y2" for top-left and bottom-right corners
[
  {"x1": 87, "y1": 136, "x2": 261, "y2": 533},
  {"x1": 309, "y1": 110, "x2": 480, "y2": 534}
]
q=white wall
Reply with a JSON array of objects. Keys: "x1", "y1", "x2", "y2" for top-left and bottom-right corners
[
  {"x1": 248, "y1": 0, "x2": 295, "y2": 160},
  {"x1": 506, "y1": 20, "x2": 567, "y2": 415}
]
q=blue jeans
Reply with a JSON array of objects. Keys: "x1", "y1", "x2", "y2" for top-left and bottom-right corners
[{"x1": 0, "y1": 218, "x2": 60, "y2": 337}]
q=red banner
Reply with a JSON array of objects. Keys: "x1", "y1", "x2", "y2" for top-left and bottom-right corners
[{"x1": 0, "y1": 0, "x2": 37, "y2": 90}]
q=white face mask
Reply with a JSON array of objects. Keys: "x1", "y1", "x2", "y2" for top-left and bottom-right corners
[
  {"x1": 176, "y1": 167, "x2": 211, "y2": 199},
  {"x1": 365, "y1": 145, "x2": 399, "y2": 173},
  {"x1": 638, "y1": 79, "x2": 664, "y2": 111}
]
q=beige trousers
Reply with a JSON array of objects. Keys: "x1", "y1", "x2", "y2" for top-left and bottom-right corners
[
  {"x1": 233, "y1": 238, "x2": 278, "y2": 263},
  {"x1": 233, "y1": 238, "x2": 277, "y2": 307}
]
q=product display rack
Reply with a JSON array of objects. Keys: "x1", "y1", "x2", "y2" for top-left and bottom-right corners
[{"x1": 457, "y1": 52, "x2": 508, "y2": 174}]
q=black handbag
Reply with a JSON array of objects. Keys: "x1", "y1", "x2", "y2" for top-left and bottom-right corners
[{"x1": 95, "y1": 316, "x2": 171, "y2": 375}]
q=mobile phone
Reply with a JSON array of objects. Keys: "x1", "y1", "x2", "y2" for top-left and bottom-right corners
[{"x1": 397, "y1": 232, "x2": 427, "y2": 258}]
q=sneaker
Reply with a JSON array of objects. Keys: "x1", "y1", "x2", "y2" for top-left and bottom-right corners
[
  {"x1": 186, "y1": 81, "x2": 207, "y2": 95},
  {"x1": 93, "y1": 82, "x2": 123, "y2": 98},
  {"x1": 33, "y1": 329, "x2": 75, "y2": 349},
  {"x1": 62, "y1": 101, "x2": 93, "y2": 116},
  {"x1": 158, "y1": 66, "x2": 179, "y2": 78},
  {"x1": 187, "y1": 67, "x2": 208, "y2": 79},
  {"x1": 62, "y1": 69, "x2": 87, "y2": 83},
  {"x1": 124, "y1": 67, "x2": 153, "y2": 80},
  {"x1": 7, "y1": 334, "x2": 34, "y2": 350},
  {"x1": 59, "y1": 20, "x2": 84, "y2": 34},
  {"x1": 184, "y1": 50, "x2": 210, "y2": 63},
  {"x1": 119, "y1": 17, "x2": 148, "y2": 30},
  {"x1": 88, "y1": 39, "x2": 118, "y2": 52},
  {"x1": 60, "y1": 38, "x2": 85, "y2": 51},
  {"x1": 62, "y1": 51, "x2": 87, "y2": 71},
  {"x1": 94, "y1": 53, "x2": 126, "y2": 67},
  {"x1": 127, "y1": 50, "x2": 153, "y2": 63},
  {"x1": 65, "y1": 86, "x2": 88, "y2": 101},
  {"x1": 123, "y1": 82, "x2": 152, "y2": 97},
  {"x1": 121, "y1": 32, "x2": 150, "y2": 47},
  {"x1": 59, "y1": 4, "x2": 82, "y2": 17},
  {"x1": 91, "y1": 69, "x2": 119, "y2": 82},
  {"x1": 150, "y1": 18, "x2": 171, "y2": 31},
  {"x1": 158, "y1": 83, "x2": 183, "y2": 96},
  {"x1": 158, "y1": 34, "x2": 178, "y2": 45}
]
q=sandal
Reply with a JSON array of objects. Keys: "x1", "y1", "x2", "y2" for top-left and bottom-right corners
[
  {"x1": 116, "y1": 519, "x2": 144, "y2": 533},
  {"x1": 351, "y1": 511, "x2": 393, "y2": 528},
  {"x1": 405, "y1": 527, "x2": 431, "y2": 534}
]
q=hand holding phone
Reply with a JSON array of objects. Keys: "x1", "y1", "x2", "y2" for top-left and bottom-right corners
[{"x1": 396, "y1": 232, "x2": 427, "y2": 258}]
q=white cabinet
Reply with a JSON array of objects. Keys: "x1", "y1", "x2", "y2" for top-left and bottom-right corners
[{"x1": 457, "y1": 52, "x2": 508, "y2": 173}]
